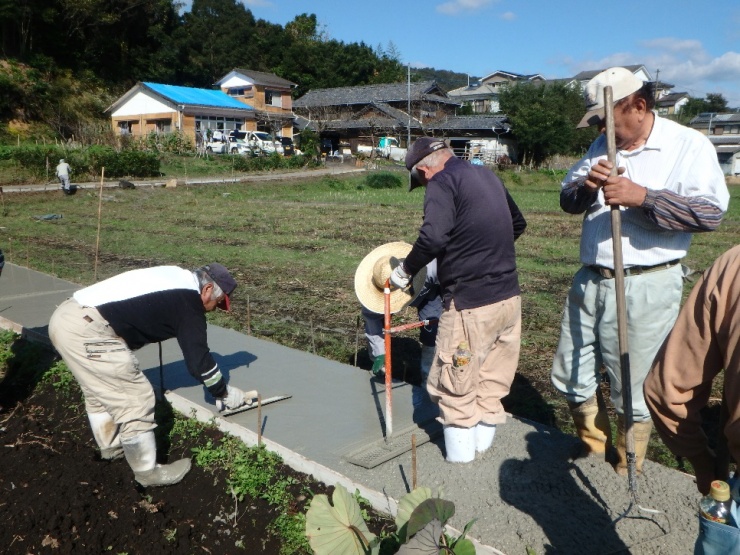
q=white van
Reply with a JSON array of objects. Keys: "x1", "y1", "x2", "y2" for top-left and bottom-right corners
[{"x1": 244, "y1": 131, "x2": 284, "y2": 155}]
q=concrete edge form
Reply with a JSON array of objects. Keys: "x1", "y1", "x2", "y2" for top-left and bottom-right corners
[{"x1": 166, "y1": 391, "x2": 506, "y2": 555}]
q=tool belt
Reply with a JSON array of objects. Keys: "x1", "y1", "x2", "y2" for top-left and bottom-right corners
[{"x1": 588, "y1": 259, "x2": 680, "y2": 279}]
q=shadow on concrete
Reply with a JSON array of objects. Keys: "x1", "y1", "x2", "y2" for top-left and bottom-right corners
[{"x1": 500, "y1": 430, "x2": 630, "y2": 554}]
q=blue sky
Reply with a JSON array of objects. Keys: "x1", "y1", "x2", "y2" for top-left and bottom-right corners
[{"x1": 224, "y1": 0, "x2": 740, "y2": 108}]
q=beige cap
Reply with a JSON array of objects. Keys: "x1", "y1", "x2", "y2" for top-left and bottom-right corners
[
  {"x1": 577, "y1": 67, "x2": 644, "y2": 128},
  {"x1": 354, "y1": 242, "x2": 427, "y2": 314}
]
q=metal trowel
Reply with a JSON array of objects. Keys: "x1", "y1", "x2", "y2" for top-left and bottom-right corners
[{"x1": 215, "y1": 390, "x2": 292, "y2": 417}]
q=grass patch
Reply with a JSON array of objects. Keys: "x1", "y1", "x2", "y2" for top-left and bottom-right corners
[{"x1": 2, "y1": 168, "x2": 739, "y2": 469}]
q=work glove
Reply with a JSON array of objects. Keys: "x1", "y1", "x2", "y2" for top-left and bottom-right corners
[
  {"x1": 216, "y1": 385, "x2": 252, "y2": 411},
  {"x1": 371, "y1": 354, "x2": 386, "y2": 377},
  {"x1": 390, "y1": 263, "x2": 411, "y2": 289}
]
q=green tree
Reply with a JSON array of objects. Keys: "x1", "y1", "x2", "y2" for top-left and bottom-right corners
[
  {"x1": 676, "y1": 93, "x2": 729, "y2": 124},
  {"x1": 499, "y1": 81, "x2": 593, "y2": 167}
]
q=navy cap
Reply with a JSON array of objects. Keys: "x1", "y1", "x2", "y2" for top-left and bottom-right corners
[{"x1": 203, "y1": 263, "x2": 237, "y2": 310}]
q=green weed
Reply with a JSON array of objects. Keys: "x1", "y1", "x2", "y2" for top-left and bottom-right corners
[{"x1": 41, "y1": 359, "x2": 77, "y2": 393}]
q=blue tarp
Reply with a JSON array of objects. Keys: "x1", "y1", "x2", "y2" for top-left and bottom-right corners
[{"x1": 143, "y1": 83, "x2": 253, "y2": 111}]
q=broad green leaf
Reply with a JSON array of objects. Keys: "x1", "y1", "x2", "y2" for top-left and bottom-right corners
[
  {"x1": 407, "y1": 498, "x2": 456, "y2": 539},
  {"x1": 306, "y1": 483, "x2": 377, "y2": 555},
  {"x1": 451, "y1": 538, "x2": 477, "y2": 555},
  {"x1": 395, "y1": 487, "x2": 433, "y2": 530},
  {"x1": 397, "y1": 519, "x2": 444, "y2": 555}
]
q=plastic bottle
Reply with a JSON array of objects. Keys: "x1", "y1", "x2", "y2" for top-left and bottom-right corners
[
  {"x1": 700, "y1": 480, "x2": 734, "y2": 525},
  {"x1": 452, "y1": 341, "x2": 472, "y2": 368}
]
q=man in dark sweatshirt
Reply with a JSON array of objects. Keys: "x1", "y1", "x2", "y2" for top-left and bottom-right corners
[
  {"x1": 390, "y1": 137, "x2": 526, "y2": 463},
  {"x1": 49, "y1": 263, "x2": 252, "y2": 487}
]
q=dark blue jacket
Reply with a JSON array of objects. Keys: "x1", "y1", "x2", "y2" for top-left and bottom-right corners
[{"x1": 403, "y1": 156, "x2": 525, "y2": 310}]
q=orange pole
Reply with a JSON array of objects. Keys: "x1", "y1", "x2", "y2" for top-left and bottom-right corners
[{"x1": 384, "y1": 278, "x2": 393, "y2": 441}]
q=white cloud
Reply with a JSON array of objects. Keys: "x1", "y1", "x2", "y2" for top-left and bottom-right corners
[
  {"x1": 640, "y1": 38, "x2": 705, "y2": 56},
  {"x1": 242, "y1": 0, "x2": 272, "y2": 6},
  {"x1": 500, "y1": 11, "x2": 516, "y2": 21},
  {"x1": 437, "y1": 0, "x2": 495, "y2": 16},
  {"x1": 568, "y1": 41, "x2": 740, "y2": 108}
]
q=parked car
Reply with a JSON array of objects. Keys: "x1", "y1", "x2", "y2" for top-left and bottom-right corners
[
  {"x1": 205, "y1": 137, "x2": 253, "y2": 155},
  {"x1": 355, "y1": 137, "x2": 407, "y2": 161},
  {"x1": 227, "y1": 138, "x2": 254, "y2": 155},
  {"x1": 246, "y1": 131, "x2": 284, "y2": 155},
  {"x1": 278, "y1": 136, "x2": 295, "y2": 156}
]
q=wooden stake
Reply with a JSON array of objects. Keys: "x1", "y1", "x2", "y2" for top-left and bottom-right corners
[
  {"x1": 94, "y1": 168, "x2": 105, "y2": 281},
  {"x1": 354, "y1": 314, "x2": 360, "y2": 366},
  {"x1": 247, "y1": 295, "x2": 251, "y2": 335},
  {"x1": 257, "y1": 394, "x2": 263, "y2": 446}
]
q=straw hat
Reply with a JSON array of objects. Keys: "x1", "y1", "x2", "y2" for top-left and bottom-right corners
[{"x1": 354, "y1": 242, "x2": 427, "y2": 314}]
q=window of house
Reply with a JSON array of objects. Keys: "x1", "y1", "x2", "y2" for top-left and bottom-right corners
[
  {"x1": 228, "y1": 86, "x2": 253, "y2": 97},
  {"x1": 265, "y1": 90, "x2": 282, "y2": 108},
  {"x1": 118, "y1": 121, "x2": 133, "y2": 135},
  {"x1": 149, "y1": 119, "x2": 171, "y2": 133}
]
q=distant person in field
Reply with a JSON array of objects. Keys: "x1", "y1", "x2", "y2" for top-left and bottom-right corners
[
  {"x1": 56, "y1": 159, "x2": 72, "y2": 194},
  {"x1": 550, "y1": 67, "x2": 729, "y2": 477}
]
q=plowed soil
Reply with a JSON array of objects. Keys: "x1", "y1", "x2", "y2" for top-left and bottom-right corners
[{"x1": 0, "y1": 339, "x2": 390, "y2": 555}]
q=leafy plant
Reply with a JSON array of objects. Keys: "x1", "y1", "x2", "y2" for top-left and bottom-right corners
[
  {"x1": 305, "y1": 484, "x2": 476, "y2": 555},
  {"x1": 41, "y1": 360, "x2": 77, "y2": 393}
]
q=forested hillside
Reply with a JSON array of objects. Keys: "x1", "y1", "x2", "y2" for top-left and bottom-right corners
[{"x1": 0, "y1": 0, "x2": 459, "y2": 142}]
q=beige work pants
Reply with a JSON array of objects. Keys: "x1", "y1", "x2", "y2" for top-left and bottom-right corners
[
  {"x1": 48, "y1": 298, "x2": 156, "y2": 439},
  {"x1": 428, "y1": 296, "x2": 521, "y2": 428}
]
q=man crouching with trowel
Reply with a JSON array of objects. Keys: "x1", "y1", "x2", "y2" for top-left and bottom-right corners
[{"x1": 48, "y1": 263, "x2": 254, "y2": 487}]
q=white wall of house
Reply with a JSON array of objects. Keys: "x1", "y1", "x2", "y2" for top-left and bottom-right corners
[
  {"x1": 111, "y1": 91, "x2": 175, "y2": 118},
  {"x1": 221, "y1": 75, "x2": 252, "y2": 89}
]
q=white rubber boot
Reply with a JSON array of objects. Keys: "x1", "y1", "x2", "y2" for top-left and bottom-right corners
[
  {"x1": 88, "y1": 411, "x2": 123, "y2": 461},
  {"x1": 122, "y1": 431, "x2": 191, "y2": 487},
  {"x1": 443, "y1": 425, "x2": 476, "y2": 463},
  {"x1": 474, "y1": 422, "x2": 497, "y2": 454}
]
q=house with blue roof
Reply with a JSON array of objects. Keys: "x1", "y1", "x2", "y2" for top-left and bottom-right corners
[
  {"x1": 216, "y1": 69, "x2": 297, "y2": 139},
  {"x1": 106, "y1": 82, "x2": 256, "y2": 143}
]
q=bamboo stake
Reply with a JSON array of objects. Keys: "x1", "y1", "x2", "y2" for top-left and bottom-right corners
[{"x1": 94, "y1": 168, "x2": 105, "y2": 281}]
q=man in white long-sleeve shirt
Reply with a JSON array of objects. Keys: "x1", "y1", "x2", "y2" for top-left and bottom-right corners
[{"x1": 550, "y1": 67, "x2": 730, "y2": 476}]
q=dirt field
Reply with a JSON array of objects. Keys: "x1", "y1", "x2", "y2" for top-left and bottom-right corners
[{"x1": 0, "y1": 340, "x2": 391, "y2": 555}]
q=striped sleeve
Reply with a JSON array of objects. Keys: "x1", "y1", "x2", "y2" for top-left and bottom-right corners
[
  {"x1": 560, "y1": 179, "x2": 598, "y2": 215},
  {"x1": 641, "y1": 189, "x2": 725, "y2": 232},
  {"x1": 201, "y1": 363, "x2": 227, "y2": 398}
]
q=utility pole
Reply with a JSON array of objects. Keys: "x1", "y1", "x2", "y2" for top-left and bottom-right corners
[{"x1": 654, "y1": 69, "x2": 660, "y2": 102}]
